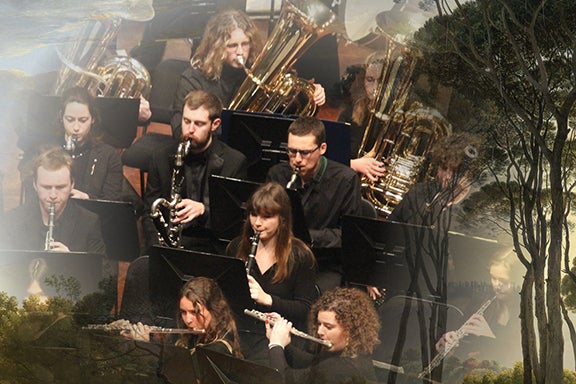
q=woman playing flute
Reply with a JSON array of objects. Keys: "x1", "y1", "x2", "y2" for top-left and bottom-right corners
[{"x1": 266, "y1": 287, "x2": 380, "y2": 384}]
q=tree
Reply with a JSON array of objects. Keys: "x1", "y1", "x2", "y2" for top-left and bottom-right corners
[{"x1": 412, "y1": 0, "x2": 576, "y2": 383}]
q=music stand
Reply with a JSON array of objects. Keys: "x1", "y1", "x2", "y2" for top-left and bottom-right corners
[
  {"x1": 73, "y1": 198, "x2": 140, "y2": 262},
  {"x1": 209, "y1": 175, "x2": 311, "y2": 244},
  {"x1": 341, "y1": 215, "x2": 417, "y2": 292},
  {"x1": 148, "y1": 245, "x2": 252, "y2": 324},
  {"x1": 220, "y1": 110, "x2": 351, "y2": 182},
  {"x1": 0, "y1": 250, "x2": 104, "y2": 303},
  {"x1": 23, "y1": 94, "x2": 139, "y2": 151},
  {"x1": 195, "y1": 346, "x2": 282, "y2": 384}
]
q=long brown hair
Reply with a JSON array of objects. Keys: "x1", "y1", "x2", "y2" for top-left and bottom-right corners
[
  {"x1": 59, "y1": 86, "x2": 103, "y2": 144},
  {"x1": 236, "y1": 182, "x2": 294, "y2": 283},
  {"x1": 191, "y1": 9, "x2": 263, "y2": 81},
  {"x1": 350, "y1": 51, "x2": 388, "y2": 128},
  {"x1": 308, "y1": 287, "x2": 380, "y2": 357},
  {"x1": 175, "y1": 277, "x2": 242, "y2": 358}
]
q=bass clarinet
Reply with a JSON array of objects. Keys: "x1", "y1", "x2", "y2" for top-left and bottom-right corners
[
  {"x1": 44, "y1": 203, "x2": 55, "y2": 251},
  {"x1": 244, "y1": 309, "x2": 333, "y2": 348},
  {"x1": 418, "y1": 295, "x2": 497, "y2": 378},
  {"x1": 150, "y1": 139, "x2": 191, "y2": 248}
]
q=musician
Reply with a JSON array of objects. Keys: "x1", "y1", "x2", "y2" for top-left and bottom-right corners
[
  {"x1": 266, "y1": 287, "x2": 380, "y2": 384},
  {"x1": 338, "y1": 51, "x2": 387, "y2": 182},
  {"x1": 387, "y1": 132, "x2": 483, "y2": 227},
  {"x1": 226, "y1": 182, "x2": 317, "y2": 363},
  {"x1": 435, "y1": 249, "x2": 522, "y2": 374},
  {"x1": 117, "y1": 276, "x2": 242, "y2": 357},
  {"x1": 142, "y1": 90, "x2": 247, "y2": 251},
  {"x1": 0, "y1": 146, "x2": 105, "y2": 253},
  {"x1": 267, "y1": 116, "x2": 362, "y2": 291},
  {"x1": 20, "y1": 86, "x2": 123, "y2": 202},
  {"x1": 170, "y1": 9, "x2": 326, "y2": 140}
]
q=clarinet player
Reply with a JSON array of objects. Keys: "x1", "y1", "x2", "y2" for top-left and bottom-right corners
[
  {"x1": 0, "y1": 146, "x2": 105, "y2": 253},
  {"x1": 226, "y1": 182, "x2": 317, "y2": 365},
  {"x1": 142, "y1": 90, "x2": 247, "y2": 252}
]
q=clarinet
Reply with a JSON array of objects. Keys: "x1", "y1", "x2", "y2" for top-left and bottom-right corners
[
  {"x1": 44, "y1": 203, "x2": 55, "y2": 251},
  {"x1": 246, "y1": 232, "x2": 260, "y2": 274},
  {"x1": 63, "y1": 134, "x2": 77, "y2": 154},
  {"x1": 244, "y1": 309, "x2": 333, "y2": 348},
  {"x1": 83, "y1": 324, "x2": 205, "y2": 334},
  {"x1": 286, "y1": 166, "x2": 300, "y2": 189},
  {"x1": 418, "y1": 295, "x2": 497, "y2": 378}
]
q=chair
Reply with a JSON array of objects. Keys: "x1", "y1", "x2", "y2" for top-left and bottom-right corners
[{"x1": 121, "y1": 58, "x2": 188, "y2": 195}]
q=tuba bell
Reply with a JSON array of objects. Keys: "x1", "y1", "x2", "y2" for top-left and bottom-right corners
[
  {"x1": 53, "y1": 18, "x2": 151, "y2": 99},
  {"x1": 357, "y1": 37, "x2": 451, "y2": 217},
  {"x1": 229, "y1": 0, "x2": 342, "y2": 116}
]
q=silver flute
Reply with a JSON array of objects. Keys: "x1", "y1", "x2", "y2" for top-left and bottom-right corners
[
  {"x1": 83, "y1": 324, "x2": 206, "y2": 335},
  {"x1": 246, "y1": 232, "x2": 260, "y2": 274},
  {"x1": 44, "y1": 203, "x2": 55, "y2": 251},
  {"x1": 244, "y1": 309, "x2": 333, "y2": 348},
  {"x1": 418, "y1": 295, "x2": 497, "y2": 378},
  {"x1": 64, "y1": 134, "x2": 77, "y2": 153},
  {"x1": 286, "y1": 166, "x2": 300, "y2": 189}
]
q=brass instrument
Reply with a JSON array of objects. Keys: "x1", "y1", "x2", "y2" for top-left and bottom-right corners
[
  {"x1": 84, "y1": 323, "x2": 205, "y2": 335},
  {"x1": 418, "y1": 295, "x2": 497, "y2": 378},
  {"x1": 150, "y1": 140, "x2": 191, "y2": 248},
  {"x1": 53, "y1": 18, "x2": 151, "y2": 99},
  {"x1": 229, "y1": 0, "x2": 341, "y2": 116},
  {"x1": 244, "y1": 309, "x2": 333, "y2": 348},
  {"x1": 246, "y1": 232, "x2": 260, "y2": 274},
  {"x1": 358, "y1": 37, "x2": 451, "y2": 217},
  {"x1": 44, "y1": 203, "x2": 55, "y2": 251},
  {"x1": 286, "y1": 166, "x2": 300, "y2": 189}
]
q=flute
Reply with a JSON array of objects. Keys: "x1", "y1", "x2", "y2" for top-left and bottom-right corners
[
  {"x1": 244, "y1": 309, "x2": 333, "y2": 348},
  {"x1": 83, "y1": 324, "x2": 206, "y2": 335}
]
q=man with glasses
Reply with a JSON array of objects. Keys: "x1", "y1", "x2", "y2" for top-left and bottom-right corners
[{"x1": 267, "y1": 116, "x2": 362, "y2": 291}]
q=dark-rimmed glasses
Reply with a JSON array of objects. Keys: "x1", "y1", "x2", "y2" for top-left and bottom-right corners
[{"x1": 286, "y1": 145, "x2": 320, "y2": 158}]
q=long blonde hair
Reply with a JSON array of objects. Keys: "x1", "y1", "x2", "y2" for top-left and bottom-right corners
[{"x1": 191, "y1": 10, "x2": 263, "y2": 81}]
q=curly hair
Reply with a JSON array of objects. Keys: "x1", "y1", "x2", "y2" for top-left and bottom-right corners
[
  {"x1": 175, "y1": 277, "x2": 242, "y2": 358},
  {"x1": 191, "y1": 9, "x2": 263, "y2": 81},
  {"x1": 429, "y1": 132, "x2": 482, "y2": 178},
  {"x1": 308, "y1": 287, "x2": 380, "y2": 357}
]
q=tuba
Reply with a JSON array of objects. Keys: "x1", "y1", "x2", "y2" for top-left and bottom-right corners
[
  {"x1": 358, "y1": 37, "x2": 451, "y2": 217},
  {"x1": 229, "y1": 0, "x2": 341, "y2": 116},
  {"x1": 53, "y1": 18, "x2": 151, "y2": 99}
]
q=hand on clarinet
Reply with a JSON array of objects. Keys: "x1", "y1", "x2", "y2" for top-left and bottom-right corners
[
  {"x1": 247, "y1": 275, "x2": 273, "y2": 306},
  {"x1": 173, "y1": 199, "x2": 205, "y2": 224}
]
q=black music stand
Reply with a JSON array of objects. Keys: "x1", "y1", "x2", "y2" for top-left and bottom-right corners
[
  {"x1": 209, "y1": 175, "x2": 311, "y2": 245},
  {"x1": 195, "y1": 346, "x2": 282, "y2": 384},
  {"x1": 0, "y1": 250, "x2": 104, "y2": 302},
  {"x1": 220, "y1": 110, "x2": 351, "y2": 182},
  {"x1": 148, "y1": 245, "x2": 252, "y2": 324},
  {"x1": 21, "y1": 94, "x2": 140, "y2": 151},
  {"x1": 341, "y1": 215, "x2": 417, "y2": 292},
  {"x1": 73, "y1": 198, "x2": 140, "y2": 262}
]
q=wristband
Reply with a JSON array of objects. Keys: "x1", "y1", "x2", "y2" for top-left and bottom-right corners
[{"x1": 268, "y1": 343, "x2": 284, "y2": 350}]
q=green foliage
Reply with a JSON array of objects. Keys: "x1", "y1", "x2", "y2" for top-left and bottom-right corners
[
  {"x1": 461, "y1": 362, "x2": 576, "y2": 384},
  {"x1": 44, "y1": 274, "x2": 81, "y2": 302}
]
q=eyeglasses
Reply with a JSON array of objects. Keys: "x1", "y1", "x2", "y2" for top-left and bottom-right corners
[{"x1": 287, "y1": 145, "x2": 320, "y2": 158}]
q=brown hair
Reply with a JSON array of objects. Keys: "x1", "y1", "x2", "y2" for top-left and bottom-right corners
[
  {"x1": 236, "y1": 182, "x2": 312, "y2": 283},
  {"x1": 175, "y1": 276, "x2": 242, "y2": 358},
  {"x1": 182, "y1": 90, "x2": 223, "y2": 120},
  {"x1": 350, "y1": 51, "x2": 388, "y2": 128},
  {"x1": 59, "y1": 86, "x2": 102, "y2": 143},
  {"x1": 308, "y1": 287, "x2": 380, "y2": 357},
  {"x1": 191, "y1": 9, "x2": 263, "y2": 81},
  {"x1": 287, "y1": 116, "x2": 326, "y2": 146},
  {"x1": 429, "y1": 132, "x2": 482, "y2": 177},
  {"x1": 33, "y1": 146, "x2": 73, "y2": 182}
]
